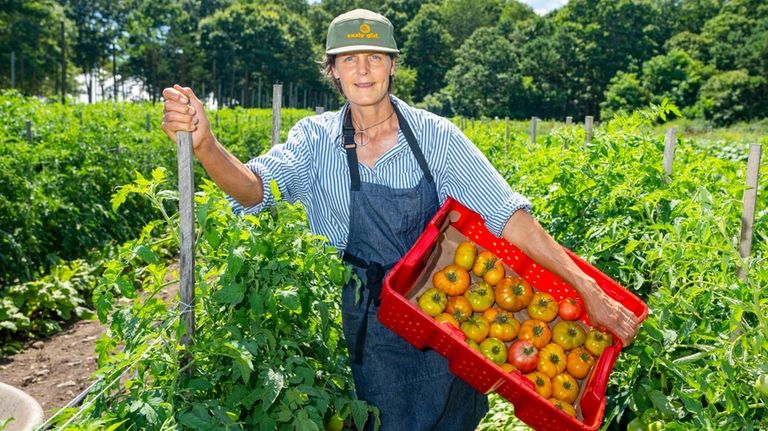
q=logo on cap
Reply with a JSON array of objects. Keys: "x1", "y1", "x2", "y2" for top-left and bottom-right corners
[{"x1": 360, "y1": 23, "x2": 371, "y2": 34}]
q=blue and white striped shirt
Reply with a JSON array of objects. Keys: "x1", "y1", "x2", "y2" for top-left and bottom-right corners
[{"x1": 229, "y1": 96, "x2": 532, "y2": 251}]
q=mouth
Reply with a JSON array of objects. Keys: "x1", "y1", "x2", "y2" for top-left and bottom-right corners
[{"x1": 355, "y1": 82, "x2": 375, "y2": 89}]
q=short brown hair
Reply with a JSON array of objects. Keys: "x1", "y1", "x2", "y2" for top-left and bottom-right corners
[{"x1": 321, "y1": 53, "x2": 398, "y2": 96}]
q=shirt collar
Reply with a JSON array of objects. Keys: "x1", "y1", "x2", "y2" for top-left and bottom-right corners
[{"x1": 329, "y1": 95, "x2": 411, "y2": 143}]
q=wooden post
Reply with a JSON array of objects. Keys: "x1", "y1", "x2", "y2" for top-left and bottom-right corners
[
  {"x1": 663, "y1": 127, "x2": 677, "y2": 176},
  {"x1": 566, "y1": 116, "x2": 572, "y2": 125},
  {"x1": 10, "y1": 51, "x2": 15, "y2": 88},
  {"x1": 25, "y1": 120, "x2": 31, "y2": 144},
  {"x1": 530, "y1": 116, "x2": 538, "y2": 146},
  {"x1": 272, "y1": 84, "x2": 282, "y2": 146},
  {"x1": 505, "y1": 117, "x2": 510, "y2": 156},
  {"x1": 60, "y1": 21, "x2": 66, "y2": 104},
  {"x1": 145, "y1": 113, "x2": 151, "y2": 132},
  {"x1": 315, "y1": 106, "x2": 324, "y2": 115},
  {"x1": 584, "y1": 116, "x2": 594, "y2": 146},
  {"x1": 176, "y1": 130, "x2": 196, "y2": 376},
  {"x1": 738, "y1": 144, "x2": 762, "y2": 281}
]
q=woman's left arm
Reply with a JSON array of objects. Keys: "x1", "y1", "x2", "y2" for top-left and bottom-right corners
[{"x1": 501, "y1": 209, "x2": 641, "y2": 346}]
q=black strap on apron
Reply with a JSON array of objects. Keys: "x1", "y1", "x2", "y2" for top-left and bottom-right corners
[{"x1": 341, "y1": 99, "x2": 434, "y2": 364}]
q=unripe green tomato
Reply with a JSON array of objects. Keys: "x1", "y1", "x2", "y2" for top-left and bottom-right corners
[
  {"x1": 626, "y1": 418, "x2": 646, "y2": 431},
  {"x1": 645, "y1": 420, "x2": 665, "y2": 431}
]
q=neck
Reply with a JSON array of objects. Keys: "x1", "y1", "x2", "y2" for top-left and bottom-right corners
[{"x1": 349, "y1": 96, "x2": 395, "y2": 130}]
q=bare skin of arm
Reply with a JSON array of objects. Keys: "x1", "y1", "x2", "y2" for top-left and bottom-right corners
[
  {"x1": 160, "y1": 84, "x2": 263, "y2": 207},
  {"x1": 501, "y1": 209, "x2": 641, "y2": 346}
]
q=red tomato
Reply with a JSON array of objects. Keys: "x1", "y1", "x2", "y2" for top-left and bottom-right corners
[
  {"x1": 558, "y1": 297, "x2": 583, "y2": 321},
  {"x1": 507, "y1": 339, "x2": 539, "y2": 373}
]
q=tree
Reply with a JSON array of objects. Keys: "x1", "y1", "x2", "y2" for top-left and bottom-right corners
[
  {"x1": 600, "y1": 72, "x2": 648, "y2": 118},
  {"x1": 401, "y1": 4, "x2": 453, "y2": 102},
  {"x1": 696, "y1": 70, "x2": 767, "y2": 125},
  {"x1": 641, "y1": 49, "x2": 709, "y2": 108},
  {"x1": 444, "y1": 27, "x2": 529, "y2": 118},
  {"x1": 699, "y1": 12, "x2": 753, "y2": 71},
  {"x1": 0, "y1": 0, "x2": 67, "y2": 96},
  {"x1": 440, "y1": 0, "x2": 504, "y2": 49}
]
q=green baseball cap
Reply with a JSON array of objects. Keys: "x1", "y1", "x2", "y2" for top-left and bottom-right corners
[{"x1": 325, "y1": 9, "x2": 399, "y2": 55}]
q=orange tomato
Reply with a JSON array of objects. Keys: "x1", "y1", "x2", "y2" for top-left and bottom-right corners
[
  {"x1": 434, "y1": 312, "x2": 459, "y2": 328},
  {"x1": 445, "y1": 296, "x2": 473, "y2": 322},
  {"x1": 495, "y1": 275, "x2": 533, "y2": 311},
  {"x1": 472, "y1": 251, "x2": 505, "y2": 285},
  {"x1": 566, "y1": 347, "x2": 595, "y2": 379},
  {"x1": 526, "y1": 371, "x2": 552, "y2": 398},
  {"x1": 552, "y1": 373, "x2": 580, "y2": 404},
  {"x1": 527, "y1": 291, "x2": 558, "y2": 322},
  {"x1": 549, "y1": 398, "x2": 577, "y2": 417},
  {"x1": 432, "y1": 264, "x2": 471, "y2": 296},
  {"x1": 518, "y1": 319, "x2": 552, "y2": 349},
  {"x1": 537, "y1": 343, "x2": 567, "y2": 378},
  {"x1": 453, "y1": 241, "x2": 477, "y2": 271},
  {"x1": 500, "y1": 363, "x2": 518, "y2": 374}
]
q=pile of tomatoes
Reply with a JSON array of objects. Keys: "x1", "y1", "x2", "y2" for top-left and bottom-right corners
[{"x1": 417, "y1": 241, "x2": 614, "y2": 418}]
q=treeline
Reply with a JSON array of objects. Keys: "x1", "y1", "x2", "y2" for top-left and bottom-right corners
[{"x1": 1, "y1": 0, "x2": 766, "y2": 124}]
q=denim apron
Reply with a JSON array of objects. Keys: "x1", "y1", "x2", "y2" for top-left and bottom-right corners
[{"x1": 340, "y1": 100, "x2": 488, "y2": 430}]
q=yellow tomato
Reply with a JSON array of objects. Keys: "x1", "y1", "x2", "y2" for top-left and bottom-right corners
[
  {"x1": 527, "y1": 291, "x2": 558, "y2": 322},
  {"x1": 552, "y1": 373, "x2": 580, "y2": 404},
  {"x1": 434, "y1": 312, "x2": 459, "y2": 328},
  {"x1": 537, "y1": 343, "x2": 567, "y2": 378},
  {"x1": 549, "y1": 398, "x2": 577, "y2": 417},
  {"x1": 453, "y1": 241, "x2": 477, "y2": 271},
  {"x1": 566, "y1": 347, "x2": 595, "y2": 379},
  {"x1": 472, "y1": 251, "x2": 505, "y2": 285},
  {"x1": 526, "y1": 371, "x2": 552, "y2": 398}
]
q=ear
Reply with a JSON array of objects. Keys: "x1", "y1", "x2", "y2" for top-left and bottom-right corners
[
  {"x1": 389, "y1": 56, "x2": 397, "y2": 76},
  {"x1": 331, "y1": 61, "x2": 340, "y2": 80}
]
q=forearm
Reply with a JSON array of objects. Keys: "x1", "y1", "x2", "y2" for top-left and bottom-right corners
[
  {"x1": 196, "y1": 136, "x2": 263, "y2": 207},
  {"x1": 500, "y1": 210, "x2": 593, "y2": 295}
]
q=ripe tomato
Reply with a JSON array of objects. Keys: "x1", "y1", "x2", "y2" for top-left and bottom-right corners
[
  {"x1": 481, "y1": 306, "x2": 508, "y2": 324},
  {"x1": 500, "y1": 363, "x2": 518, "y2": 374},
  {"x1": 472, "y1": 251, "x2": 505, "y2": 285},
  {"x1": 495, "y1": 275, "x2": 533, "y2": 311},
  {"x1": 453, "y1": 241, "x2": 477, "y2": 271},
  {"x1": 585, "y1": 329, "x2": 613, "y2": 357},
  {"x1": 480, "y1": 337, "x2": 508, "y2": 365},
  {"x1": 461, "y1": 316, "x2": 490, "y2": 343},
  {"x1": 566, "y1": 347, "x2": 595, "y2": 379},
  {"x1": 549, "y1": 398, "x2": 576, "y2": 417},
  {"x1": 527, "y1": 292, "x2": 558, "y2": 322},
  {"x1": 432, "y1": 264, "x2": 470, "y2": 296},
  {"x1": 489, "y1": 313, "x2": 520, "y2": 342},
  {"x1": 464, "y1": 281, "x2": 495, "y2": 312},
  {"x1": 418, "y1": 287, "x2": 447, "y2": 317},
  {"x1": 445, "y1": 296, "x2": 473, "y2": 322},
  {"x1": 537, "y1": 343, "x2": 567, "y2": 378},
  {"x1": 526, "y1": 371, "x2": 552, "y2": 398},
  {"x1": 434, "y1": 312, "x2": 459, "y2": 328},
  {"x1": 519, "y1": 319, "x2": 552, "y2": 349},
  {"x1": 558, "y1": 297, "x2": 583, "y2": 321},
  {"x1": 552, "y1": 373, "x2": 579, "y2": 403},
  {"x1": 508, "y1": 339, "x2": 539, "y2": 373},
  {"x1": 552, "y1": 321, "x2": 586, "y2": 350}
]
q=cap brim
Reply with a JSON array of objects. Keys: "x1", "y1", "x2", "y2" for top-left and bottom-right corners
[{"x1": 326, "y1": 45, "x2": 399, "y2": 55}]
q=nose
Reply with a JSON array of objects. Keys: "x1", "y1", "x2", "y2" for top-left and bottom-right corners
[{"x1": 356, "y1": 55, "x2": 369, "y2": 75}]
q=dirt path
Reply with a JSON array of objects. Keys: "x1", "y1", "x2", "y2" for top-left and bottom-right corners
[{"x1": 0, "y1": 263, "x2": 179, "y2": 421}]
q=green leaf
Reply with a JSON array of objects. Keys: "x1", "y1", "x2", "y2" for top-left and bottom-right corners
[
  {"x1": 213, "y1": 281, "x2": 246, "y2": 305},
  {"x1": 647, "y1": 389, "x2": 683, "y2": 419},
  {"x1": 278, "y1": 286, "x2": 301, "y2": 312},
  {"x1": 270, "y1": 178, "x2": 282, "y2": 201},
  {"x1": 261, "y1": 368, "x2": 285, "y2": 409},
  {"x1": 133, "y1": 244, "x2": 158, "y2": 264}
]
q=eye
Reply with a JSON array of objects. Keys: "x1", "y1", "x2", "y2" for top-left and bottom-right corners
[{"x1": 369, "y1": 54, "x2": 383, "y2": 63}]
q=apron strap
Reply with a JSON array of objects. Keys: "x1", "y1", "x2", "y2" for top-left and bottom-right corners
[
  {"x1": 343, "y1": 251, "x2": 396, "y2": 364},
  {"x1": 341, "y1": 99, "x2": 434, "y2": 193}
]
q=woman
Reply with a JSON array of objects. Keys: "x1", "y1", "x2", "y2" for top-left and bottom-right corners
[{"x1": 161, "y1": 9, "x2": 640, "y2": 430}]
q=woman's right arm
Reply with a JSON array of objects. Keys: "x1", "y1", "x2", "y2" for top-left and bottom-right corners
[{"x1": 161, "y1": 84, "x2": 263, "y2": 207}]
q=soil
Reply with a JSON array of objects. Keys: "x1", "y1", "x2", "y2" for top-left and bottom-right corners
[{"x1": 0, "y1": 263, "x2": 179, "y2": 422}]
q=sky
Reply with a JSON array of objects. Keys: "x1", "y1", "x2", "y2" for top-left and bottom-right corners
[{"x1": 522, "y1": 0, "x2": 570, "y2": 15}]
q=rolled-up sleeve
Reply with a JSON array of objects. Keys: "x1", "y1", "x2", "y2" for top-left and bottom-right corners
[
  {"x1": 228, "y1": 121, "x2": 312, "y2": 215},
  {"x1": 440, "y1": 123, "x2": 532, "y2": 237}
]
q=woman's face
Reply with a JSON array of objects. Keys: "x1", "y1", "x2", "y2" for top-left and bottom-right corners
[{"x1": 332, "y1": 52, "x2": 395, "y2": 107}]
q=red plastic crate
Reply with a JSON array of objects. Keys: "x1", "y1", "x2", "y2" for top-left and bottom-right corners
[{"x1": 379, "y1": 197, "x2": 649, "y2": 431}]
